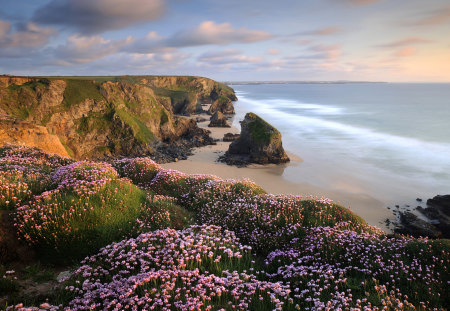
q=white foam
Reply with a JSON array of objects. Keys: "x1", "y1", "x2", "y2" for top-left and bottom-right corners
[{"x1": 235, "y1": 94, "x2": 450, "y2": 179}]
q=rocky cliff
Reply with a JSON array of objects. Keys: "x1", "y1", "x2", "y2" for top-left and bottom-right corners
[
  {"x1": 0, "y1": 75, "x2": 236, "y2": 160},
  {"x1": 221, "y1": 112, "x2": 290, "y2": 166}
]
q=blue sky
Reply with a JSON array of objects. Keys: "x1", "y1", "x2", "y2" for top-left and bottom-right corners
[{"x1": 0, "y1": 0, "x2": 449, "y2": 81}]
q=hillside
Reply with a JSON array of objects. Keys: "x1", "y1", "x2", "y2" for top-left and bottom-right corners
[
  {"x1": 0, "y1": 145, "x2": 448, "y2": 310},
  {"x1": 0, "y1": 75, "x2": 236, "y2": 160}
]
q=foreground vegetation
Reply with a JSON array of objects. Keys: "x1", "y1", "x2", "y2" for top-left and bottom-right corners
[{"x1": 1, "y1": 145, "x2": 448, "y2": 310}]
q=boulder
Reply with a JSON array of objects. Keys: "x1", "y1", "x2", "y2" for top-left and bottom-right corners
[
  {"x1": 208, "y1": 111, "x2": 230, "y2": 127},
  {"x1": 223, "y1": 133, "x2": 240, "y2": 142},
  {"x1": 221, "y1": 112, "x2": 289, "y2": 165},
  {"x1": 208, "y1": 95, "x2": 235, "y2": 115}
]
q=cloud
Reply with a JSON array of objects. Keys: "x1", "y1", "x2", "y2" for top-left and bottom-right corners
[
  {"x1": 0, "y1": 20, "x2": 55, "y2": 49},
  {"x1": 405, "y1": 5, "x2": 450, "y2": 26},
  {"x1": 267, "y1": 48, "x2": 279, "y2": 55},
  {"x1": 309, "y1": 44, "x2": 341, "y2": 61},
  {"x1": 33, "y1": 0, "x2": 165, "y2": 34},
  {"x1": 296, "y1": 26, "x2": 342, "y2": 36},
  {"x1": 123, "y1": 21, "x2": 272, "y2": 54},
  {"x1": 198, "y1": 49, "x2": 263, "y2": 65},
  {"x1": 342, "y1": 0, "x2": 383, "y2": 6},
  {"x1": 53, "y1": 34, "x2": 131, "y2": 64},
  {"x1": 167, "y1": 21, "x2": 272, "y2": 46},
  {"x1": 394, "y1": 47, "x2": 416, "y2": 57},
  {"x1": 376, "y1": 37, "x2": 431, "y2": 48}
]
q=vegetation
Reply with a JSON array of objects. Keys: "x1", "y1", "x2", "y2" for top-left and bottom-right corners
[
  {"x1": 61, "y1": 79, "x2": 104, "y2": 110},
  {"x1": 1, "y1": 145, "x2": 448, "y2": 310},
  {"x1": 246, "y1": 112, "x2": 279, "y2": 144}
]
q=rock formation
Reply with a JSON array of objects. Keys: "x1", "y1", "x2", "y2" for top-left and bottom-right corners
[
  {"x1": 208, "y1": 111, "x2": 230, "y2": 127},
  {"x1": 223, "y1": 133, "x2": 240, "y2": 142},
  {"x1": 208, "y1": 95, "x2": 235, "y2": 115},
  {"x1": 0, "y1": 75, "x2": 236, "y2": 161},
  {"x1": 394, "y1": 194, "x2": 450, "y2": 239},
  {"x1": 0, "y1": 115, "x2": 69, "y2": 157},
  {"x1": 221, "y1": 112, "x2": 290, "y2": 166}
]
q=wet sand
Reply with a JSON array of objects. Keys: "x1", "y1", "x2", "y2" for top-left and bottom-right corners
[{"x1": 162, "y1": 110, "x2": 391, "y2": 230}]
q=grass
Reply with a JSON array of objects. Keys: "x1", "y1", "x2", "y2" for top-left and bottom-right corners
[
  {"x1": 246, "y1": 112, "x2": 279, "y2": 144},
  {"x1": 62, "y1": 79, "x2": 104, "y2": 110},
  {"x1": 115, "y1": 109, "x2": 155, "y2": 144}
]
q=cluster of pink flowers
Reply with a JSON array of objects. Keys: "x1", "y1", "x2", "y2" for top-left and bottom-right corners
[
  {"x1": 265, "y1": 222, "x2": 448, "y2": 310},
  {"x1": 113, "y1": 157, "x2": 162, "y2": 189},
  {"x1": 0, "y1": 145, "x2": 71, "y2": 210},
  {"x1": 51, "y1": 161, "x2": 119, "y2": 194},
  {"x1": 64, "y1": 225, "x2": 292, "y2": 310}
]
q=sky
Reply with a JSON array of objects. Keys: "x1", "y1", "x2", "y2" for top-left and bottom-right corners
[{"x1": 0, "y1": 0, "x2": 449, "y2": 82}]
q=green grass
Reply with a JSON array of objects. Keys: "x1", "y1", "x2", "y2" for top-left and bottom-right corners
[
  {"x1": 115, "y1": 109, "x2": 155, "y2": 144},
  {"x1": 62, "y1": 79, "x2": 104, "y2": 110},
  {"x1": 16, "y1": 180, "x2": 148, "y2": 263},
  {"x1": 246, "y1": 112, "x2": 278, "y2": 144}
]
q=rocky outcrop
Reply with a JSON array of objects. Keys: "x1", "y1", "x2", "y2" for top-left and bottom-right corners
[
  {"x1": 208, "y1": 111, "x2": 230, "y2": 127},
  {"x1": 0, "y1": 75, "x2": 235, "y2": 161},
  {"x1": 220, "y1": 113, "x2": 290, "y2": 166},
  {"x1": 208, "y1": 95, "x2": 235, "y2": 115},
  {"x1": 223, "y1": 133, "x2": 240, "y2": 142},
  {"x1": 0, "y1": 115, "x2": 69, "y2": 157},
  {"x1": 141, "y1": 76, "x2": 237, "y2": 116},
  {"x1": 393, "y1": 194, "x2": 450, "y2": 239}
]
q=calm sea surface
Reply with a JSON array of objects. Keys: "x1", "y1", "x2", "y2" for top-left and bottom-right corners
[{"x1": 231, "y1": 83, "x2": 450, "y2": 206}]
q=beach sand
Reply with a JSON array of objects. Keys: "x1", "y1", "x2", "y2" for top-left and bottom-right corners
[{"x1": 162, "y1": 109, "x2": 391, "y2": 230}]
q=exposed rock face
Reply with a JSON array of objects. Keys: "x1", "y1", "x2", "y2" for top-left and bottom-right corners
[
  {"x1": 221, "y1": 113, "x2": 290, "y2": 166},
  {"x1": 208, "y1": 95, "x2": 235, "y2": 115},
  {"x1": 208, "y1": 111, "x2": 230, "y2": 127},
  {"x1": 0, "y1": 116, "x2": 69, "y2": 157},
  {"x1": 0, "y1": 75, "x2": 236, "y2": 161},
  {"x1": 223, "y1": 133, "x2": 240, "y2": 142},
  {"x1": 394, "y1": 194, "x2": 450, "y2": 239}
]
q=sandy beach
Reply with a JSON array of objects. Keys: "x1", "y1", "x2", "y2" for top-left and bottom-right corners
[{"x1": 162, "y1": 109, "x2": 391, "y2": 230}]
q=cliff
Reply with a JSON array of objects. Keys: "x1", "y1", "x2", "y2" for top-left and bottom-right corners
[{"x1": 0, "y1": 75, "x2": 236, "y2": 160}]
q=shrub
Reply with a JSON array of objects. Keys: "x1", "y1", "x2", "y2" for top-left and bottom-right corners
[
  {"x1": 265, "y1": 222, "x2": 449, "y2": 310},
  {"x1": 0, "y1": 145, "x2": 72, "y2": 173},
  {"x1": 15, "y1": 179, "x2": 147, "y2": 263},
  {"x1": 52, "y1": 161, "x2": 118, "y2": 193},
  {"x1": 118, "y1": 157, "x2": 162, "y2": 188},
  {"x1": 63, "y1": 225, "x2": 293, "y2": 310}
]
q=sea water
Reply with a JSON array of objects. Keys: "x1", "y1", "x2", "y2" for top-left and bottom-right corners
[{"x1": 231, "y1": 83, "x2": 450, "y2": 206}]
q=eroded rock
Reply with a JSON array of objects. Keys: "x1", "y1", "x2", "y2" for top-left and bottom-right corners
[{"x1": 220, "y1": 112, "x2": 289, "y2": 166}]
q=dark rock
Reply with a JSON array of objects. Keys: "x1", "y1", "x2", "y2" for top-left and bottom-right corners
[
  {"x1": 208, "y1": 95, "x2": 235, "y2": 115},
  {"x1": 392, "y1": 194, "x2": 450, "y2": 239},
  {"x1": 394, "y1": 212, "x2": 442, "y2": 238},
  {"x1": 416, "y1": 198, "x2": 422, "y2": 202},
  {"x1": 208, "y1": 111, "x2": 230, "y2": 128},
  {"x1": 223, "y1": 133, "x2": 240, "y2": 142},
  {"x1": 194, "y1": 116, "x2": 208, "y2": 123},
  {"x1": 220, "y1": 112, "x2": 290, "y2": 166}
]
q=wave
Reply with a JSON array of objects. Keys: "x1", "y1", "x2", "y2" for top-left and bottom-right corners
[{"x1": 235, "y1": 94, "x2": 450, "y2": 178}]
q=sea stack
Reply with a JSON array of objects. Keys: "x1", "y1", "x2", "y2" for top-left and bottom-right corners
[
  {"x1": 221, "y1": 112, "x2": 290, "y2": 165},
  {"x1": 208, "y1": 111, "x2": 230, "y2": 127}
]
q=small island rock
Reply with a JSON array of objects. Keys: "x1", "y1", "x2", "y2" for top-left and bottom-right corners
[
  {"x1": 208, "y1": 111, "x2": 230, "y2": 128},
  {"x1": 221, "y1": 112, "x2": 290, "y2": 166}
]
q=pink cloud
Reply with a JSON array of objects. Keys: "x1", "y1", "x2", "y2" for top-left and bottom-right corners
[
  {"x1": 394, "y1": 47, "x2": 416, "y2": 57},
  {"x1": 168, "y1": 21, "x2": 272, "y2": 46},
  {"x1": 406, "y1": 5, "x2": 450, "y2": 26},
  {"x1": 377, "y1": 37, "x2": 432, "y2": 48}
]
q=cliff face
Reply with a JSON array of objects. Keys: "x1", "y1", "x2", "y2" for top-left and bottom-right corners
[{"x1": 0, "y1": 75, "x2": 236, "y2": 160}]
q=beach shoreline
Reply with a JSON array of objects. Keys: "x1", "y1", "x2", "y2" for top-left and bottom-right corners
[{"x1": 161, "y1": 108, "x2": 391, "y2": 230}]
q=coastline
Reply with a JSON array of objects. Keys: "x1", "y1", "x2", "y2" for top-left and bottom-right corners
[{"x1": 161, "y1": 108, "x2": 391, "y2": 230}]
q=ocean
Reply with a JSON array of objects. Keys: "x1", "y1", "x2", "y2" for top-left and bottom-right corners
[{"x1": 231, "y1": 83, "x2": 450, "y2": 207}]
